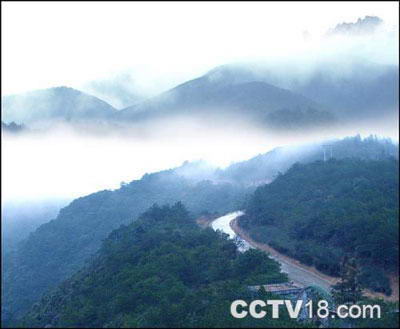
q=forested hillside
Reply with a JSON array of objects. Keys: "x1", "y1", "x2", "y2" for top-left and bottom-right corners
[
  {"x1": 20, "y1": 203, "x2": 297, "y2": 328},
  {"x1": 239, "y1": 158, "x2": 399, "y2": 295},
  {"x1": 2, "y1": 165, "x2": 249, "y2": 322},
  {"x1": 3, "y1": 136, "x2": 398, "y2": 324},
  {"x1": 220, "y1": 135, "x2": 398, "y2": 185}
]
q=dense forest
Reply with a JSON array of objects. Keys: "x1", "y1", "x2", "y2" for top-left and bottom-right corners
[
  {"x1": 219, "y1": 135, "x2": 398, "y2": 185},
  {"x1": 19, "y1": 203, "x2": 301, "y2": 328},
  {"x1": 2, "y1": 167, "x2": 249, "y2": 322},
  {"x1": 3, "y1": 136, "x2": 398, "y2": 324},
  {"x1": 3, "y1": 6, "x2": 399, "y2": 328},
  {"x1": 239, "y1": 158, "x2": 399, "y2": 295}
]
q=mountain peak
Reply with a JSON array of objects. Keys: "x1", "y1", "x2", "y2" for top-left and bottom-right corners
[
  {"x1": 2, "y1": 87, "x2": 116, "y2": 126},
  {"x1": 327, "y1": 15, "x2": 383, "y2": 36}
]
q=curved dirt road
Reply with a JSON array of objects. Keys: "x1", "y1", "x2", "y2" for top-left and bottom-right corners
[
  {"x1": 210, "y1": 211, "x2": 337, "y2": 292},
  {"x1": 230, "y1": 217, "x2": 338, "y2": 292},
  {"x1": 211, "y1": 212, "x2": 398, "y2": 301},
  {"x1": 231, "y1": 217, "x2": 399, "y2": 301}
]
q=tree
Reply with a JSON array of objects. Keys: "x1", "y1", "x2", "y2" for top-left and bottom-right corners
[{"x1": 331, "y1": 256, "x2": 363, "y2": 305}]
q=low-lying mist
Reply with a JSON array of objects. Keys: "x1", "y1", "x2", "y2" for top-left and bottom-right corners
[
  {"x1": 3, "y1": 115, "x2": 398, "y2": 203},
  {"x1": 2, "y1": 198, "x2": 70, "y2": 248}
]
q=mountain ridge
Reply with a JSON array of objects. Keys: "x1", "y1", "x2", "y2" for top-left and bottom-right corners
[
  {"x1": 2, "y1": 135, "x2": 398, "y2": 322},
  {"x1": 2, "y1": 86, "x2": 117, "y2": 126},
  {"x1": 114, "y1": 73, "x2": 332, "y2": 130}
]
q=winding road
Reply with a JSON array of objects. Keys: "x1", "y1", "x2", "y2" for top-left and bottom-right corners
[
  {"x1": 210, "y1": 211, "x2": 398, "y2": 301},
  {"x1": 211, "y1": 211, "x2": 336, "y2": 292}
]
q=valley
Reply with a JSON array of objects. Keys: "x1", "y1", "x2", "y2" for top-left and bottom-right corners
[{"x1": 2, "y1": 5, "x2": 399, "y2": 327}]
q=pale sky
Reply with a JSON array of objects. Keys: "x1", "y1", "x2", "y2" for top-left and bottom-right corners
[
  {"x1": 2, "y1": 1, "x2": 399, "y2": 96},
  {"x1": 1, "y1": 1, "x2": 399, "y2": 203}
]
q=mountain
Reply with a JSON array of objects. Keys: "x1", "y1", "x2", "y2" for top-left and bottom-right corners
[
  {"x1": 114, "y1": 72, "x2": 334, "y2": 131},
  {"x1": 196, "y1": 62, "x2": 399, "y2": 121},
  {"x1": 2, "y1": 135, "x2": 398, "y2": 322},
  {"x1": 4, "y1": 59, "x2": 396, "y2": 133},
  {"x1": 2, "y1": 162, "x2": 249, "y2": 321},
  {"x1": 239, "y1": 157, "x2": 399, "y2": 295},
  {"x1": 1, "y1": 121, "x2": 26, "y2": 134},
  {"x1": 1, "y1": 199, "x2": 69, "y2": 250},
  {"x1": 326, "y1": 16, "x2": 383, "y2": 37},
  {"x1": 2, "y1": 87, "x2": 116, "y2": 127},
  {"x1": 19, "y1": 203, "x2": 296, "y2": 328},
  {"x1": 219, "y1": 135, "x2": 399, "y2": 185},
  {"x1": 290, "y1": 62, "x2": 399, "y2": 120},
  {"x1": 2, "y1": 55, "x2": 397, "y2": 133}
]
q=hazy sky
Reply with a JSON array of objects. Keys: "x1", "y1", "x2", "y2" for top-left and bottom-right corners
[
  {"x1": 1, "y1": 2, "x2": 399, "y2": 203},
  {"x1": 2, "y1": 120, "x2": 397, "y2": 203},
  {"x1": 2, "y1": 1, "x2": 399, "y2": 96}
]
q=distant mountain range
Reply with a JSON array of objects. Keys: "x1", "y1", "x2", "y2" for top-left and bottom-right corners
[
  {"x1": 113, "y1": 72, "x2": 333, "y2": 130},
  {"x1": 2, "y1": 60, "x2": 398, "y2": 133},
  {"x1": 1, "y1": 121, "x2": 26, "y2": 134},
  {"x1": 2, "y1": 87, "x2": 116, "y2": 128},
  {"x1": 326, "y1": 15, "x2": 383, "y2": 36},
  {"x1": 194, "y1": 62, "x2": 399, "y2": 121}
]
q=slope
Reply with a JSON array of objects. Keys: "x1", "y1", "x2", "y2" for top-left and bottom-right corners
[
  {"x1": 2, "y1": 87, "x2": 116, "y2": 126},
  {"x1": 239, "y1": 158, "x2": 399, "y2": 295}
]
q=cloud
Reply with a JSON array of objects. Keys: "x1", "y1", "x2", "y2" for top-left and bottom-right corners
[
  {"x1": 2, "y1": 2, "x2": 398, "y2": 96},
  {"x1": 80, "y1": 72, "x2": 147, "y2": 109},
  {"x1": 1, "y1": 2, "x2": 399, "y2": 203}
]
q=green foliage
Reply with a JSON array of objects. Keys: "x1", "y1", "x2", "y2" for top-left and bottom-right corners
[
  {"x1": 3, "y1": 168, "x2": 248, "y2": 320},
  {"x1": 21, "y1": 203, "x2": 299, "y2": 328},
  {"x1": 3, "y1": 136, "x2": 398, "y2": 322},
  {"x1": 331, "y1": 257, "x2": 363, "y2": 305},
  {"x1": 219, "y1": 135, "x2": 398, "y2": 185},
  {"x1": 240, "y1": 158, "x2": 399, "y2": 295}
]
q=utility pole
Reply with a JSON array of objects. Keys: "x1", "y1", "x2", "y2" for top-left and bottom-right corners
[{"x1": 322, "y1": 144, "x2": 333, "y2": 162}]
